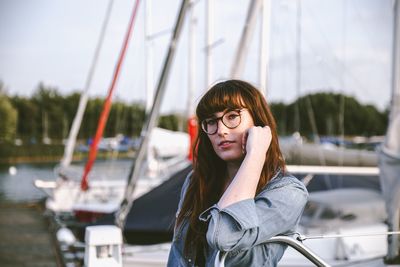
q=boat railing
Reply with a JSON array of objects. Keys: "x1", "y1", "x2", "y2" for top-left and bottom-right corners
[{"x1": 214, "y1": 235, "x2": 331, "y2": 267}]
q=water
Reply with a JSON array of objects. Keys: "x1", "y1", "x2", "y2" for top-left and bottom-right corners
[
  {"x1": 0, "y1": 159, "x2": 133, "y2": 203},
  {"x1": 0, "y1": 162, "x2": 57, "y2": 202}
]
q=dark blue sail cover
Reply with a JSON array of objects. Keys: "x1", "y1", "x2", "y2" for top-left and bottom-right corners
[
  {"x1": 76, "y1": 164, "x2": 192, "y2": 244},
  {"x1": 119, "y1": 164, "x2": 192, "y2": 244}
]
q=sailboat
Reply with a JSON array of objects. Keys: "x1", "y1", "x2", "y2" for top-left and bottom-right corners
[
  {"x1": 34, "y1": 0, "x2": 190, "y2": 222},
  {"x1": 50, "y1": 0, "x2": 399, "y2": 266}
]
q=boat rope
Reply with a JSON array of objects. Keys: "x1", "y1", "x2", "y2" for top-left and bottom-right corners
[
  {"x1": 295, "y1": 231, "x2": 400, "y2": 241},
  {"x1": 80, "y1": 0, "x2": 141, "y2": 191}
]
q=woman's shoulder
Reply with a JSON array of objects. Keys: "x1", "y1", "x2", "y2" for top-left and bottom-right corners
[
  {"x1": 263, "y1": 169, "x2": 307, "y2": 192},
  {"x1": 254, "y1": 169, "x2": 308, "y2": 204},
  {"x1": 181, "y1": 170, "x2": 193, "y2": 194}
]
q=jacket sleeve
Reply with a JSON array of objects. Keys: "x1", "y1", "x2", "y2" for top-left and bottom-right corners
[{"x1": 198, "y1": 176, "x2": 308, "y2": 252}]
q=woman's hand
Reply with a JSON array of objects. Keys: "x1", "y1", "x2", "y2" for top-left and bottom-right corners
[
  {"x1": 219, "y1": 126, "x2": 272, "y2": 208},
  {"x1": 242, "y1": 126, "x2": 272, "y2": 159}
]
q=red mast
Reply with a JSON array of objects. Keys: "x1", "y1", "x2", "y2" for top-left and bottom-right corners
[{"x1": 81, "y1": 0, "x2": 141, "y2": 191}]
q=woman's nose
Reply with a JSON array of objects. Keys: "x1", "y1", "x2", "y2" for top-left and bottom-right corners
[{"x1": 216, "y1": 120, "x2": 228, "y2": 136}]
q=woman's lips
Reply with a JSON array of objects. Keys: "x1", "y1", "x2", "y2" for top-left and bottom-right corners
[{"x1": 218, "y1": 140, "x2": 235, "y2": 149}]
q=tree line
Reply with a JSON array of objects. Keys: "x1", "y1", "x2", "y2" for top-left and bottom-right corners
[
  {"x1": 0, "y1": 82, "x2": 389, "y2": 144},
  {"x1": 270, "y1": 93, "x2": 388, "y2": 138}
]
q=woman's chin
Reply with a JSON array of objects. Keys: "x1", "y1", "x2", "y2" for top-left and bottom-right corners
[{"x1": 216, "y1": 150, "x2": 244, "y2": 162}]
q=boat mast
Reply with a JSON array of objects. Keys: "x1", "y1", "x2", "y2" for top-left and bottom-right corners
[
  {"x1": 379, "y1": 0, "x2": 400, "y2": 264},
  {"x1": 391, "y1": 0, "x2": 400, "y2": 123},
  {"x1": 116, "y1": 0, "x2": 190, "y2": 228},
  {"x1": 230, "y1": 0, "x2": 262, "y2": 78},
  {"x1": 60, "y1": 0, "x2": 114, "y2": 169},
  {"x1": 259, "y1": 0, "x2": 270, "y2": 96},
  {"x1": 188, "y1": 0, "x2": 197, "y2": 116},
  {"x1": 382, "y1": 0, "x2": 400, "y2": 261},
  {"x1": 205, "y1": 0, "x2": 214, "y2": 87},
  {"x1": 144, "y1": 0, "x2": 154, "y2": 113},
  {"x1": 294, "y1": 0, "x2": 301, "y2": 134},
  {"x1": 187, "y1": 0, "x2": 197, "y2": 161},
  {"x1": 80, "y1": 0, "x2": 141, "y2": 191}
]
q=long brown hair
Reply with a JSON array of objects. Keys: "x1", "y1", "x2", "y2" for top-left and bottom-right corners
[{"x1": 177, "y1": 80, "x2": 286, "y2": 264}]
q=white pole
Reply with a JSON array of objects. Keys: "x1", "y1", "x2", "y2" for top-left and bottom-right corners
[
  {"x1": 391, "y1": 0, "x2": 400, "y2": 122},
  {"x1": 259, "y1": 0, "x2": 270, "y2": 96},
  {"x1": 230, "y1": 0, "x2": 262, "y2": 78},
  {"x1": 60, "y1": 0, "x2": 114, "y2": 168},
  {"x1": 145, "y1": 0, "x2": 154, "y2": 113},
  {"x1": 205, "y1": 0, "x2": 214, "y2": 88},
  {"x1": 188, "y1": 0, "x2": 197, "y2": 116}
]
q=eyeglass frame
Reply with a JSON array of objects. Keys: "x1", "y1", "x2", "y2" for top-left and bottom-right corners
[{"x1": 201, "y1": 109, "x2": 246, "y2": 135}]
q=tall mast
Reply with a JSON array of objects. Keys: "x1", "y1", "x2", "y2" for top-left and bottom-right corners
[
  {"x1": 60, "y1": 0, "x2": 114, "y2": 168},
  {"x1": 391, "y1": 0, "x2": 400, "y2": 123},
  {"x1": 259, "y1": 0, "x2": 270, "y2": 96},
  {"x1": 205, "y1": 0, "x2": 214, "y2": 87},
  {"x1": 80, "y1": 0, "x2": 141, "y2": 191},
  {"x1": 380, "y1": 1, "x2": 400, "y2": 261},
  {"x1": 144, "y1": 0, "x2": 154, "y2": 113},
  {"x1": 294, "y1": 0, "x2": 301, "y2": 134},
  {"x1": 116, "y1": 0, "x2": 190, "y2": 228},
  {"x1": 187, "y1": 0, "x2": 197, "y2": 161},
  {"x1": 230, "y1": 0, "x2": 262, "y2": 78},
  {"x1": 188, "y1": 0, "x2": 197, "y2": 116}
]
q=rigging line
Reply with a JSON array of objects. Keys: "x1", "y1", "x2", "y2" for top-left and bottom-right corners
[
  {"x1": 301, "y1": 1, "x2": 377, "y2": 102},
  {"x1": 80, "y1": 0, "x2": 141, "y2": 191},
  {"x1": 285, "y1": 23, "x2": 338, "y2": 97},
  {"x1": 279, "y1": 12, "x2": 344, "y2": 146},
  {"x1": 350, "y1": 0, "x2": 391, "y2": 58},
  {"x1": 294, "y1": 0, "x2": 301, "y2": 135},
  {"x1": 336, "y1": 0, "x2": 347, "y2": 188},
  {"x1": 295, "y1": 0, "x2": 329, "y2": 179},
  {"x1": 297, "y1": 231, "x2": 400, "y2": 241},
  {"x1": 304, "y1": 96, "x2": 331, "y2": 190},
  {"x1": 60, "y1": 0, "x2": 114, "y2": 169}
]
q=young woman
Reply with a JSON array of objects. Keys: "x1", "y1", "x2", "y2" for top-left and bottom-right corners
[{"x1": 167, "y1": 80, "x2": 308, "y2": 266}]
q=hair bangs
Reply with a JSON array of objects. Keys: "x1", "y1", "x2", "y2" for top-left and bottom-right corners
[{"x1": 196, "y1": 84, "x2": 245, "y2": 120}]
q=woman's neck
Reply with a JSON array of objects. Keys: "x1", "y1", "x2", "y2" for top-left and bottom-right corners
[{"x1": 226, "y1": 160, "x2": 241, "y2": 182}]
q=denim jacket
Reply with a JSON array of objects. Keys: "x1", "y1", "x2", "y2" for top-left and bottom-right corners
[{"x1": 167, "y1": 169, "x2": 308, "y2": 267}]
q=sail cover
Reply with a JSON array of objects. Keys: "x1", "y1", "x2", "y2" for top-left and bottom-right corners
[{"x1": 77, "y1": 164, "x2": 192, "y2": 244}]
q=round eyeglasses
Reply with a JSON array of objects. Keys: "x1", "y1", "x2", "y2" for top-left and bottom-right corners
[{"x1": 201, "y1": 109, "x2": 244, "y2": 135}]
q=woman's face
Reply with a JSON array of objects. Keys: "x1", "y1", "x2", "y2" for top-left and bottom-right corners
[{"x1": 205, "y1": 108, "x2": 255, "y2": 163}]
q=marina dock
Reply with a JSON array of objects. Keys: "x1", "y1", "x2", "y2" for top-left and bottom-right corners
[{"x1": 0, "y1": 201, "x2": 62, "y2": 267}]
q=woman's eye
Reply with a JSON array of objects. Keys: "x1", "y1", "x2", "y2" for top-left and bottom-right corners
[
  {"x1": 207, "y1": 119, "x2": 217, "y2": 126},
  {"x1": 227, "y1": 114, "x2": 239, "y2": 120}
]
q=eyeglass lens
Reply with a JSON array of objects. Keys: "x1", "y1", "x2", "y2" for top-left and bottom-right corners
[{"x1": 202, "y1": 110, "x2": 241, "y2": 134}]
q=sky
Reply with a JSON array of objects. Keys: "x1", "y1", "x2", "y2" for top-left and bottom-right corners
[{"x1": 0, "y1": 0, "x2": 394, "y2": 114}]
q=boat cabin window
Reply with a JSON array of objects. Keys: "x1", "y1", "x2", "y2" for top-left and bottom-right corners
[
  {"x1": 340, "y1": 213, "x2": 356, "y2": 221},
  {"x1": 303, "y1": 201, "x2": 319, "y2": 218},
  {"x1": 319, "y1": 207, "x2": 338, "y2": 220}
]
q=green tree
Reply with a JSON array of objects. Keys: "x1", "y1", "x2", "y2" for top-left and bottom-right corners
[
  {"x1": 270, "y1": 102, "x2": 287, "y2": 135},
  {"x1": 10, "y1": 96, "x2": 39, "y2": 141},
  {"x1": 158, "y1": 114, "x2": 179, "y2": 131},
  {"x1": 63, "y1": 92, "x2": 81, "y2": 137},
  {"x1": 32, "y1": 83, "x2": 66, "y2": 142},
  {"x1": 0, "y1": 94, "x2": 17, "y2": 142},
  {"x1": 272, "y1": 92, "x2": 388, "y2": 137},
  {"x1": 80, "y1": 97, "x2": 104, "y2": 139},
  {"x1": 126, "y1": 103, "x2": 145, "y2": 137}
]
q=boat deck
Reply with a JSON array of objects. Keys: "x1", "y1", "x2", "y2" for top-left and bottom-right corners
[{"x1": 0, "y1": 201, "x2": 62, "y2": 267}]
